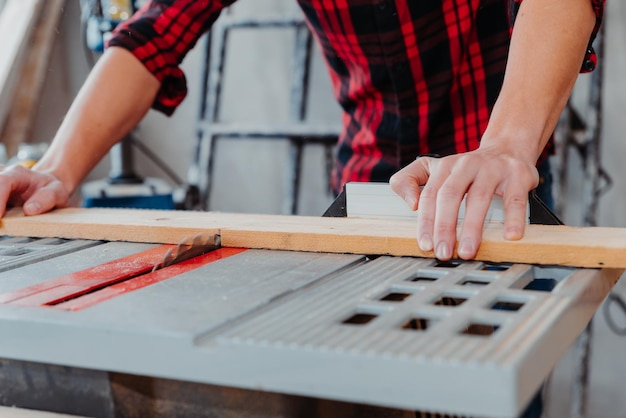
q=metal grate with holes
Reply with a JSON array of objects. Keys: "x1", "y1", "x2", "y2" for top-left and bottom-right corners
[{"x1": 208, "y1": 256, "x2": 620, "y2": 418}]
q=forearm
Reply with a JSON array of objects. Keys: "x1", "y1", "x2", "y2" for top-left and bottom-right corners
[
  {"x1": 480, "y1": 0, "x2": 596, "y2": 163},
  {"x1": 33, "y1": 47, "x2": 161, "y2": 194}
]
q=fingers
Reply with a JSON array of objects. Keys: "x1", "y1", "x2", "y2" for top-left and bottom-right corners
[
  {"x1": 390, "y1": 156, "x2": 441, "y2": 253},
  {"x1": 391, "y1": 151, "x2": 539, "y2": 261},
  {"x1": 0, "y1": 165, "x2": 69, "y2": 217},
  {"x1": 502, "y1": 184, "x2": 532, "y2": 241},
  {"x1": 425, "y1": 157, "x2": 479, "y2": 260},
  {"x1": 497, "y1": 161, "x2": 537, "y2": 241},
  {"x1": 389, "y1": 158, "x2": 431, "y2": 211},
  {"x1": 23, "y1": 183, "x2": 68, "y2": 216},
  {"x1": 457, "y1": 175, "x2": 498, "y2": 259},
  {"x1": 0, "y1": 165, "x2": 31, "y2": 217},
  {"x1": 0, "y1": 182, "x2": 13, "y2": 218}
]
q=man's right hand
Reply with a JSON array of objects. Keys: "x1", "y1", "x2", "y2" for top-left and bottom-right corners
[{"x1": 0, "y1": 165, "x2": 70, "y2": 217}]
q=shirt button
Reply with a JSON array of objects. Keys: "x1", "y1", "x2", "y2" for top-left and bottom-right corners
[{"x1": 377, "y1": 1, "x2": 387, "y2": 10}]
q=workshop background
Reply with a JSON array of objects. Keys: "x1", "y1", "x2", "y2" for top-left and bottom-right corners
[{"x1": 3, "y1": 0, "x2": 626, "y2": 417}]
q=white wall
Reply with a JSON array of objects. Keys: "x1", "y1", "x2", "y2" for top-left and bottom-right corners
[{"x1": 597, "y1": 1, "x2": 626, "y2": 228}]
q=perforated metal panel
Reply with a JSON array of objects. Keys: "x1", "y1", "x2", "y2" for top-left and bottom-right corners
[{"x1": 205, "y1": 256, "x2": 620, "y2": 417}]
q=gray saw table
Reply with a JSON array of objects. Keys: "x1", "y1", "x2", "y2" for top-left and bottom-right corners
[{"x1": 0, "y1": 236, "x2": 620, "y2": 418}]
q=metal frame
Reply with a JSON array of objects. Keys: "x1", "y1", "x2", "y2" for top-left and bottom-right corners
[{"x1": 191, "y1": 10, "x2": 340, "y2": 214}]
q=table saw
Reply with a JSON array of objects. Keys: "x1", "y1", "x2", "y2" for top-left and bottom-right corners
[{"x1": 0, "y1": 228, "x2": 620, "y2": 418}]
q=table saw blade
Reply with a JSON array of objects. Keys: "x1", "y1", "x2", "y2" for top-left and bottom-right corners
[{"x1": 152, "y1": 233, "x2": 221, "y2": 272}]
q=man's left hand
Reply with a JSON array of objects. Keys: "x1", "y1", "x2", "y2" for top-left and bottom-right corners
[{"x1": 389, "y1": 148, "x2": 539, "y2": 261}]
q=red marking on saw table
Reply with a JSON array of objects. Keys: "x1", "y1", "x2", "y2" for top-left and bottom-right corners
[{"x1": 0, "y1": 246, "x2": 247, "y2": 310}]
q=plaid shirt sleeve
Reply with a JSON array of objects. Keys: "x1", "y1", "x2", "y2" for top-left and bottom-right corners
[
  {"x1": 107, "y1": 1, "x2": 233, "y2": 115},
  {"x1": 511, "y1": 0, "x2": 604, "y2": 73}
]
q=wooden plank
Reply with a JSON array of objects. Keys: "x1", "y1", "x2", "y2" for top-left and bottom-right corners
[
  {"x1": 0, "y1": 0, "x2": 65, "y2": 157},
  {"x1": 0, "y1": 207, "x2": 625, "y2": 268},
  {"x1": 0, "y1": 0, "x2": 42, "y2": 133}
]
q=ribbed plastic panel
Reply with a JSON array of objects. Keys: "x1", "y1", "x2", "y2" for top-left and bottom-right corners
[
  {"x1": 219, "y1": 257, "x2": 555, "y2": 356},
  {"x1": 210, "y1": 256, "x2": 619, "y2": 417},
  {"x1": 0, "y1": 236, "x2": 102, "y2": 272}
]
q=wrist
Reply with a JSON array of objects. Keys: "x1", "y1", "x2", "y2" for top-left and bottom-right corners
[
  {"x1": 479, "y1": 106, "x2": 552, "y2": 166},
  {"x1": 478, "y1": 132, "x2": 543, "y2": 167}
]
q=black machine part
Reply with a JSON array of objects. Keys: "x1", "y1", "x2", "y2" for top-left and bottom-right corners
[{"x1": 323, "y1": 186, "x2": 563, "y2": 226}]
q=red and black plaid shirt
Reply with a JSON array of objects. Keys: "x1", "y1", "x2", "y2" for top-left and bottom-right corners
[{"x1": 108, "y1": 0, "x2": 603, "y2": 193}]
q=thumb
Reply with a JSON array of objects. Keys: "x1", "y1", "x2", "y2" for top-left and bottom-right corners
[
  {"x1": 23, "y1": 200, "x2": 44, "y2": 216},
  {"x1": 23, "y1": 184, "x2": 69, "y2": 216},
  {"x1": 389, "y1": 158, "x2": 431, "y2": 210}
]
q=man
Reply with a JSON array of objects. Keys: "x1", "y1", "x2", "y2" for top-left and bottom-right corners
[{"x1": 0, "y1": 0, "x2": 600, "y2": 265}]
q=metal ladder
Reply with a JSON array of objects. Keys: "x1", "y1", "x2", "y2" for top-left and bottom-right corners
[{"x1": 189, "y1": 7, "x2": 340, "y2": 214}]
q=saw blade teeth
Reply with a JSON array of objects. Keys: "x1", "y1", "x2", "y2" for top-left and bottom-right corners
[
  {"x1": 152, "y1": 246, "x2": 173, "y2": 272},
  {"x1": 191, "y1": 233, "x2": 204, "y2": 248},
  {"x1": 153, "y1": 233, "x2": 221, "y2": 271}
]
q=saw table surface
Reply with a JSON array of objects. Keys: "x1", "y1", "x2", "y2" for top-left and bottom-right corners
[{"x1": 0, "y1": 236, "x2": 620, "y2": 418}]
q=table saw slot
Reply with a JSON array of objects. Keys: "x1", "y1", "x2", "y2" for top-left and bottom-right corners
[
  {"x1": 490, "y1": 297, "x2": 527, "y2": 312},
  {"x1": 53, "y1": 247, "x2": 248, "y2": 311},
  {"x1": 481, "y1": 262, "x2": 512, "y2": 271},
  {"x1": 407, "y1": 276, "x2": 437, "y2": 283},
  {"x1": 39, "y1": 238, "x2": 70, "y2": 245},
  {"x1": 460, "y1": 321, "x2": 501, "y2": 336},
  {"x1": 0, "y1": 245, "x2": 175, "y2": 307},
  {"x1": 0, "y1": 236, "x2": 104, "y2": 274},
  {"x1": 45, "y1": 268, "x2": 156, "y2": 306},
  {"x1": 401, "y1": 316, "x2": 439, "y2": 331},
  {"x1": 0, "y1": 248, "x2": 36, "y2": 257},
  {"x1": 406, "y1": 271, "x2": 443, "y2": 283},
  {"x1": 509, "y1": 266, "x2": 575, "y2": 293},
  {"x1": 458, "y1": 271, "x2": 500, "y2": 285},
  {"x1": 432, "y1": 293, "x2": 469, "y2": 307},
  {"x1": 460, "y1": 278, "x2": 491, "y2": 287},
  {"x1": 433, "y1": 260, "x2": 462, "y2": 268},
  {"x1": 378, "y1": 291, "x2": 412, "y2": 302},
  {"x1": 522, "y1": 278, "x2": 558, "y2": 292},
  {"x1": 4, "y1": 237, "x2": 36, "y2": 244},
  {"x1": 342, "y1": 312, "x2": 378, "y2": 325}
]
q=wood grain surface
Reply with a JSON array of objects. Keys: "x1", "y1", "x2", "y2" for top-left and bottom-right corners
[{"x1": 0, "y1": 207, "x2": 625, "y2": 268}]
